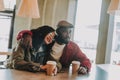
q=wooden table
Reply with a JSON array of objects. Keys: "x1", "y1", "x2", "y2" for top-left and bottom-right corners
[{"x1": 0, "y1": 64, "x2": 120, "y2": 80}]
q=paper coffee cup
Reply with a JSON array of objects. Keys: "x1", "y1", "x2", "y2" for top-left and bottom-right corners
[
  {"x1": 46, "y1": 61, "x2": 56, "y2": 76},
  {"x1": 72, "y1": 61, "x2": 80, "y2": 74}
]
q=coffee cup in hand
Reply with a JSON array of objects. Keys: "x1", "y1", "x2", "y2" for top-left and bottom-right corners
[
  {"x1": 46, "y1": 61, "x2": 56, "y2": 76},
  {"x1": 72, "y1": 61, "x2": 80, "y2": 74}
]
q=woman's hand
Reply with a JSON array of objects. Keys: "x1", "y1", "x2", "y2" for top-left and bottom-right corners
[
  {"x1": 40, "y1": 64, "x2": 58, "y2": 75},
  {"x1": 40, "y1": 65, "x2": 47, "y2": 70}
]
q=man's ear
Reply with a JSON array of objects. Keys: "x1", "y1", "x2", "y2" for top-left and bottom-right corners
[{"x1": 56, "y1": 27, "x2": 62, "y2": 35}]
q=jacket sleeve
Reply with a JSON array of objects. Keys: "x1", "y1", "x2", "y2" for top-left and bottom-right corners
[
  {"x1": 72, "y1": 43, "x2": 91, "y2": 72},
  {"x1": 11, "y1": 46, "x2": 41, "y2": 72}
]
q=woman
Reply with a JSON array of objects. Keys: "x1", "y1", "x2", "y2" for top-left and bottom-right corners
[
  {"x1": 31, "y1": 25, "x2": 55, "y2": 65},
  {"x1": 7, "y1": 25, "x2": 55, "y2": 72}
]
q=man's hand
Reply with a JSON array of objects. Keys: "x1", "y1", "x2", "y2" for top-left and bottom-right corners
[{"x1": 78, "y1": 66, "x2": 88, "y2": 74}]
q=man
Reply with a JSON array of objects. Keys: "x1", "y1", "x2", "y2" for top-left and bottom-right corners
[{"x1": 48, "y1": 20, "x2": 91, "y2": 74}]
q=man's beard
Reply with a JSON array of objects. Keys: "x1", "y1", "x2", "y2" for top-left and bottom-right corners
[{"x1": 55, "y1": 36, "x2": 69, "y2": 44}]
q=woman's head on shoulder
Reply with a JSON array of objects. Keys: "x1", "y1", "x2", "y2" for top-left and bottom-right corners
[{"x1": 31, "y1": 25, "x2": 55, "y2": 44}]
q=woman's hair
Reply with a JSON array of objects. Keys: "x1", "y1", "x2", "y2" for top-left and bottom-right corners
[{"x1": 31, "y1": 25, "x2": 55, "y2": 51}]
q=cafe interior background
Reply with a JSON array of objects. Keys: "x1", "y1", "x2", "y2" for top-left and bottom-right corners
[{"x1": 0, "y1": 0, "x2": 120, "y2": 66}]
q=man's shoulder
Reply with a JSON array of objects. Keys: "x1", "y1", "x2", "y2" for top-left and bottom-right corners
[
  {"x1": 67, "y1": 41, "x2": 79, "y2": 48},
  {"x1": 68, "y1": 41, "x2": 77, "y2": 45}
]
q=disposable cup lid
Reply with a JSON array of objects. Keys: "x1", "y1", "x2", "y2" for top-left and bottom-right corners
[
  {"x1": 47, "y1": 61, "x2": 56, "y2": 65},
  {"x1": 72, "y1": 61, "x2": 80, "y2": 64}
]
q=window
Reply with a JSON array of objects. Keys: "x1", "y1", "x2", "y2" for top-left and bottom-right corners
[
  {"x1": 0, "y1": 0, "x2": 16, "y2": 52},
  {"x1": 74, "y1": 0, "x2": 102, "y2": 63},
  {"x1": 111, "y1": 15, "x2": 120, "y2": 64},
  {"x1": 0, "y1": 16, "x2": 11, "y2": 52},
  {"x1": 0, "y1": 0, "x2": 16, "y2": 63}
]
